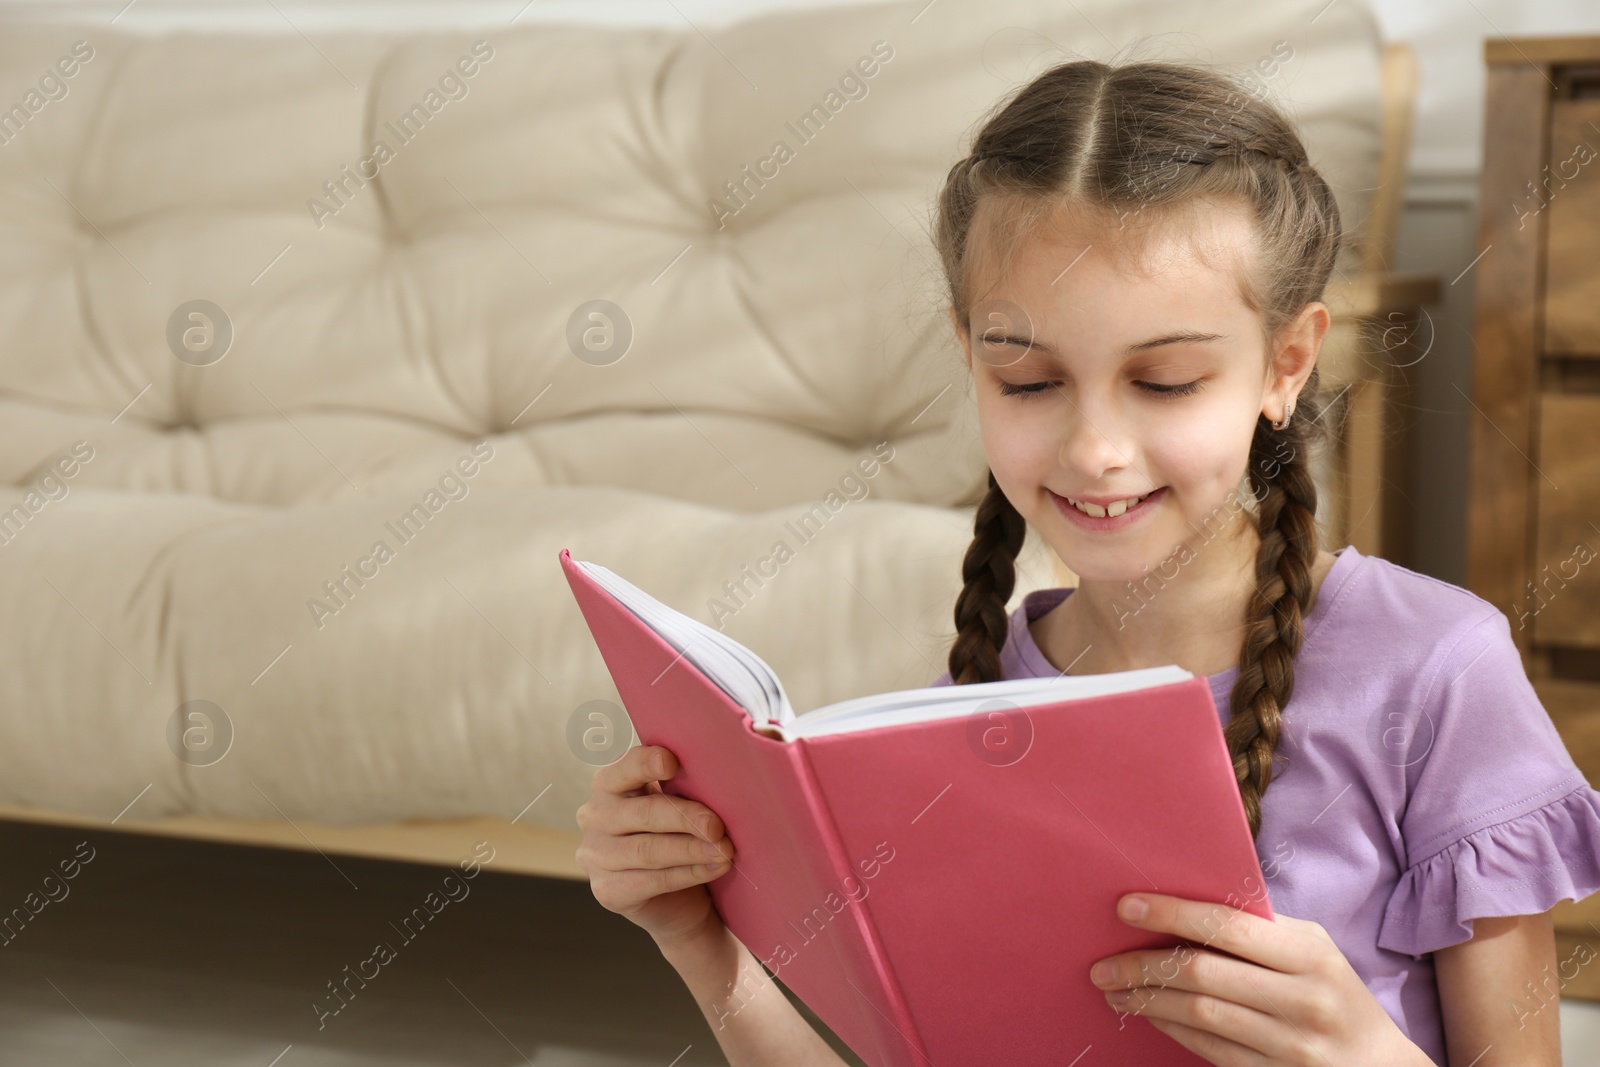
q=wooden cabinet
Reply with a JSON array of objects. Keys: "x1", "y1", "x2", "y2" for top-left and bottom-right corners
[
  {"x1": 1545, "y1": 97, "x2": 1600, "y2": 356},
  {"x1": 1469, "y1": 35, "x2": 1600, "y2": 1001}
]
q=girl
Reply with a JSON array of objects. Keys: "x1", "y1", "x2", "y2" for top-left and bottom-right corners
[{"x1": 575, "y1": 58, "x2": 1600, "y2": 1066}]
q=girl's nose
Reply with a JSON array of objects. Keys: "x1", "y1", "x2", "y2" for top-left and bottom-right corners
[{"x1": 1057, "y1": 397, "x2": 1134, "y2": 479}]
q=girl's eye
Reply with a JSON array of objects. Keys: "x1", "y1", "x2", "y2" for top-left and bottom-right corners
[
  {"x1": 997, "y1": 379, "x2": 1205, "y2": 399},
  {"x1": 997, "y1": 380, "x2": 1053, "y2": 398},
  {"x1": 1138, "y1": 380, "x2": 1204, "y2": 398}
]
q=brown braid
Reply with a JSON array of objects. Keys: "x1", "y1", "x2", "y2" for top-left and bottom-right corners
[
  {"x1": 1228, "y1": 370, "x2": 1328, "y2": 838},
  {"x1": 947, "y1": 470, "x2": 1027, "y2": 685},
  {"x1": 932, "y1": 60, "x2": 1344, "y2": 841}
]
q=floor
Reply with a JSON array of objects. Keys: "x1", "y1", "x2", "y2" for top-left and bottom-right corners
[
  {"x1": 0, "y1": 819, "x2": 860, "y2": 1067},
  {"x1": 1, "y1": 818, "x2": 1596, "y2": 1066}
]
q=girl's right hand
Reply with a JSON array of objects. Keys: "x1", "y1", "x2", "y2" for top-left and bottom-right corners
[{"x1": 575, "y1": 743, "x2": 738, "y2": 950}]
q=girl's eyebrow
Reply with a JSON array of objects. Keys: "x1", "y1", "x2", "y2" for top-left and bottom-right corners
[
  {"x1": 979, "y1": 330, "x2": 1229, "y2": 357},
  {"x1": 1126, "y1": 330, "x2": 1229, "y2": 352}
]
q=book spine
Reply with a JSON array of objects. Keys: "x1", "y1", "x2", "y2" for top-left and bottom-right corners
[{"x1": 789, "y1": 736, "x2": 929, "y2": 1067}]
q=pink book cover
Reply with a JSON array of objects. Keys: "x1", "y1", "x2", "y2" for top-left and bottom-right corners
[{"x1": 561, "y1": 548, "x2": 1273, "y2": 1066}]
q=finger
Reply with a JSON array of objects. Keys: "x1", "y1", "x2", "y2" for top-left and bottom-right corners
[
  {"x1": 1106, "y1": 984, "x2": 1296, "y2": 1064},
  {"x1": 1137, "y1": 1014, "x2": 1275, "y2": 1067},
  {"x1": 589, "y1": 828, "x2": 737, "y2": 873},
  {"x1": 596, "y1": 860, "x2": 733, "y2": 906},
  {"x1": 1115, "y1": 893, "x2": 1315, "y2": 975},
  {"x1": 1093, "y1": 943, "x2": 1290, "y2": 1019},
  {"x1": 598, "y1": 789, "x2": 726, "y2": 845},
  {"x1": 594, "y1": 745, "x2": 675, "y2": 798},
  {"x1": 651, "y1": 789, "x2": 730, "y2": 846}
]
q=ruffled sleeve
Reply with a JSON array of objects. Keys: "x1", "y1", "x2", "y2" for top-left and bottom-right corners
[
  {"x1": 1377, "y1": 609, "x2": 1600, "y2": 960},
  {"x1": 1379, "y1": 777, "x2": 1600, "y2": 959}
]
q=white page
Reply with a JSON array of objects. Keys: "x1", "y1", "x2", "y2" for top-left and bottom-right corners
[
  {"x1": 577, "y1": 559, "x2": 1191, "y2": 741},
  {"x1": 783, "y1": 666, "x2": 1193, "y2": 739},
  {"x1": 578, "y1": 560, "x2": 795, "y2": 724}
]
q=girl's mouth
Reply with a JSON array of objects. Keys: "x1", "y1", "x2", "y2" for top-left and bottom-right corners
[{"x1": 1050, "y1": 487, "x2": 1166, "y2": 531}]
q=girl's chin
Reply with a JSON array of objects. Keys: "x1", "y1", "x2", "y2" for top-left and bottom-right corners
[
  {"x1": 1044, "y1": 526, "x2": 1191, "y2": 584},
  {"x1": 1055, "y1": 557, "x2": 1164, "y2": 586}
]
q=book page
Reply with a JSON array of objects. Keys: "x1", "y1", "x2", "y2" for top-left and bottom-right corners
[
  {"x1": 781, "y1": 666, "x2": 1193, "y2": 740},
  {"x1": 576, "y1": 558, "x2": 1190, "y2": 742}
]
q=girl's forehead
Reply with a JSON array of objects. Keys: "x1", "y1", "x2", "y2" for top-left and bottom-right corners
[
  {"x1": 964, "y1": 198, "x2": 1261, "y2": 319},
  {"x1": 966, "y1": 194, "x2": 1254, "y2": 289}
]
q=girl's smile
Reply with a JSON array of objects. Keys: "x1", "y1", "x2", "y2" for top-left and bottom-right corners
[{"x1": 1050, "y1": 486, "x2": 1168, "y2": 531}]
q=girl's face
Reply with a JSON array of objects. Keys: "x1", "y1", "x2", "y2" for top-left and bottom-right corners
[{"x1": 948, "y1": 199, "x2": 1320, "y2": 586}]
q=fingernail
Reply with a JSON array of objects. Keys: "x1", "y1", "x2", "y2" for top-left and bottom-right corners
[
  {"x1": 701, "y1": 839, "x2": 723, "y2": 858},
  {"x1": 1090, "y1": 961, "x2": 1113, "y2": 986},
  {"x1": 1120, "y1": 896, "x2": 1148, "y2": 921},
  {"x1": 696, "y1": 813, "x2": 712, "y2": 839}
]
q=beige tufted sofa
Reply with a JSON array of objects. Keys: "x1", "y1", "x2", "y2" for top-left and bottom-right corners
[{"x1": 0, "y1": 0, "x2": 1383, "y2": 877}]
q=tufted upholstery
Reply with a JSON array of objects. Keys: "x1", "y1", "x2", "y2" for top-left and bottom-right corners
[{"x1": 0, "y1": 0, "x2": 1383, "y2": 833}]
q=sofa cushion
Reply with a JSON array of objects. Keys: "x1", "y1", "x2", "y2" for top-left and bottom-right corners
[{"x1": 0, "y1": 0, "x2": 1382, "y2": 828}]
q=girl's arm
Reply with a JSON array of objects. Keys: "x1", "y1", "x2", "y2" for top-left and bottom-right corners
[
  {"x1": 655, "y1": 919, "x2": 853, "y2": 1067},
  {"x1": 575, "y1": 744, "x2": 849, "y2": 1067},
  {"x1": 1434, "y1": 910, "x2": 1562, "y2": 1066}
]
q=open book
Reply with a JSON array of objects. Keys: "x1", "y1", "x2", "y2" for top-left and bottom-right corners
[
  {"x1": 574, "y1": 555, "x2": 1194, "y2": 740},
  {"x1": 561, "y1": 548, "x2": 1270, "y2": 1067}
]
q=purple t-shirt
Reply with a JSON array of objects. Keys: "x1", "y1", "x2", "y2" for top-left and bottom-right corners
[{"x1": 929, "y1": 544, "x2": 1600, "y2": 1064}]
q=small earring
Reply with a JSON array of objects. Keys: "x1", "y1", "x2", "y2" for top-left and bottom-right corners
[{"x1": 1271, "y1": 402, "x2": 1294, "y2": 431}]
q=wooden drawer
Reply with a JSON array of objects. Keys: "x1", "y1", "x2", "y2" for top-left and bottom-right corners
[
  {"x1": 1543, "y1": 97, "x2": 1600, "y2": 357},
  {"x1": 1554, "y1": 927, "x2": 1600, "y2": 1001},
  {"x1": 1535, "y1": 679, "x2": 1600, "y2": 1003},
  {"x1": 1536, "y1": 678, "x2": 1600, "y2": 789},
  {"x1": 1533, "y1": 393, "x2": 1600, "y2": 648}
]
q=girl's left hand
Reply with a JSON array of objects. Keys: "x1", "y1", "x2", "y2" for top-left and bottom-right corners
[{"x1": 1088, "y1": 892, "x2": 1430, "y2": 1066}]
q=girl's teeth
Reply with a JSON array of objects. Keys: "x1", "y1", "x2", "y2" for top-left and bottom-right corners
[{"x1": 1069, "y1": 493, "x2": 1147, "y2": 518}]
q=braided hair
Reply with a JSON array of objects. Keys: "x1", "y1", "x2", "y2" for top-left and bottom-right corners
[{"x1": 934, "y1": 61, "x2": 1342, "y2": 840}]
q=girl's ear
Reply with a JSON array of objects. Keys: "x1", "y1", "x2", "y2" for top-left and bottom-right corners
[{"x1": 1262, "y1": 300, "x2": 1329, "y2": 419}]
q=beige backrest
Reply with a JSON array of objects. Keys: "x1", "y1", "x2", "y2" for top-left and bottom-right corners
[{"x1": 0, "y1": 0, "x2": 1384, "y2": 515}]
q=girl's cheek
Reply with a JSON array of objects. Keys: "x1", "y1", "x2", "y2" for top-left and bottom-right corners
[
  {"x1": 1143, "y1": 427, "x2": 1233, "y2": 492},
  {"x1": 979, "y1": 397, "x2": 1051, "y2": 463}
]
